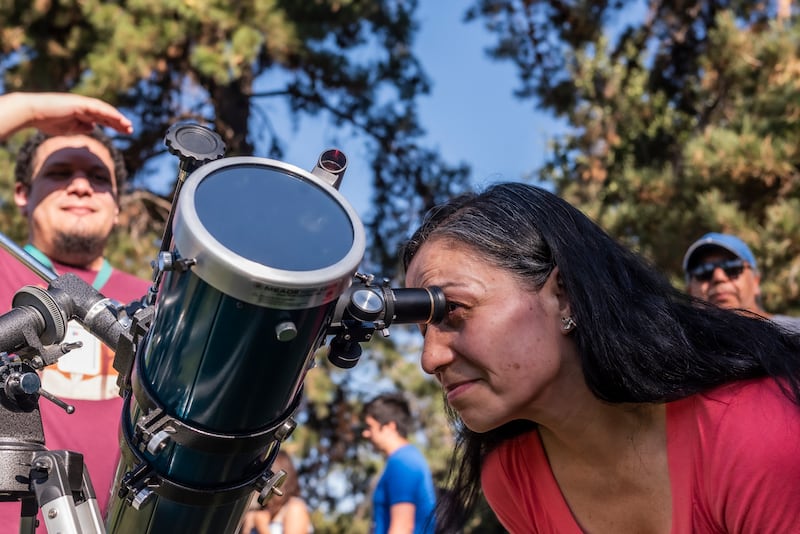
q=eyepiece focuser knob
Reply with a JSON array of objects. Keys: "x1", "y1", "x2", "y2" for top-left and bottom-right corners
[{"x1": 347, "y1": 288, "x2": 385, "y2": 322}]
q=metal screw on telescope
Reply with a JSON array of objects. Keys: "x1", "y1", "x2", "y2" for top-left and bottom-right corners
[
  {"x1": 132, "y1": 488, "x2": 154, "y2": 511},
  {"x1": 275, "y1": 321, "x2": 298, "y2": 342},
  {"x1": 146, "y1": 430, "x2": 173, "y2": 455},
  {"x1": 274, "y1": 418, "x2": 297, "y2": 442},
  {"x1": 256, "y1": 469, "x2": 288, "y2": 506},
  {"x1": 2, "y1": 360, "x2": 76, "y2": 414}
]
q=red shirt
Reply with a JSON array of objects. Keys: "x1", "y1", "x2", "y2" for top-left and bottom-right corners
[
  {"x1": 0, "y1": 247, "x2": 149, "y2": 532},
  {"x1": 482, "y1": 378, "x2": 800, "y2": 533}
]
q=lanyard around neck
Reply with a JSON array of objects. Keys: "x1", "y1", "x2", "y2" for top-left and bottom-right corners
[{"x1": 24, "y1": 244, "x2": 113, "y2": 291}]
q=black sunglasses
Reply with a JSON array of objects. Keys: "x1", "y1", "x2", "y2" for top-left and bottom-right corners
[{"x1": 689, "y1": 258, "x2": 748, "y2": 282}]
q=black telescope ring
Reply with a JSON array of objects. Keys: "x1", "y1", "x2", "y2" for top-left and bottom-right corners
[
  {"x1": 117, "y1": 419, "x2": 281, "y2": 507},
  {"x1": 125, "y1": 368, "x2": 301, "y2": 455}
]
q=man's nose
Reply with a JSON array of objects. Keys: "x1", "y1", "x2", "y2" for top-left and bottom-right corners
[
  {"x1": 65, "y1": 173, "x2": 94, "y2": 195},
  {"x1": 710, "y1": 266, "x2": 730, "y2": 282}
]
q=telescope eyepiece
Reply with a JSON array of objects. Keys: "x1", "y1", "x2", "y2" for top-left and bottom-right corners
[
  {"x1": 390, "y1": 286, "x2": 446, "y2": 325},
  {"x1": 327, "y1": 282, "x2": 444, "y2": 370},
  {"x1": 339, "y1": 285, "x2": 446, "y2": 326}
]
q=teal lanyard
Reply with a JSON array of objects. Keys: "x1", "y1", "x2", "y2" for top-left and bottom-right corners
[{"x1": 24, "y1": 244, "x2": 112, "y2": 291}]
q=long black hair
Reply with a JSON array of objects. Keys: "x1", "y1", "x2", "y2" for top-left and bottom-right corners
[{"x1": 401, "y1": 182, "x2": 800, "y2": 533}]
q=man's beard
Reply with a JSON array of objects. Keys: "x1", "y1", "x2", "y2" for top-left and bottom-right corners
[{"x1": 53, "y1": 231, "x2": 107, "y2": 264}]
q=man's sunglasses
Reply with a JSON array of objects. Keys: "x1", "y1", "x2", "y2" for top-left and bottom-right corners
[{"x1": 689, "y1": 259, "x2": 749, "y2": 282}]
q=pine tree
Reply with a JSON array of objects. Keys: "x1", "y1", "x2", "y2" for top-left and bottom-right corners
[
  {"x1": 468, "y1": 0, "x2": 800, "y2": 313},
  {"x1": 0, "y1": 2, "x2": 470, "y2": 530}
]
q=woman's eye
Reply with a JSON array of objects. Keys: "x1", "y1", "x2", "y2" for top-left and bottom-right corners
[
  {"x1": 417, "y1": 298, "x2": 468, "y2": 337},
  {"x1": 442, "y1": 300, "x2": 466, "y2": 325}
]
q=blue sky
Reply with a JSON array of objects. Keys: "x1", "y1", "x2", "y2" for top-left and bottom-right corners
[
  {"x1": 414, "y1": 3, "x2": 564, "y2": 191},
  {"x1": 272, "y1": 3, "x2": 566, "y2": 219}
]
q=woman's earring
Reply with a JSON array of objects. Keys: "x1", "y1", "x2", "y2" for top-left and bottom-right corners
[{"x1": 560, "y1": 316, "x2": 577, "y2": 332}]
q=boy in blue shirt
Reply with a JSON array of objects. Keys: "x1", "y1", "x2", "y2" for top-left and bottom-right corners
[{"x1": 362, "y1": 393, "x2": 436, "y2": 534}]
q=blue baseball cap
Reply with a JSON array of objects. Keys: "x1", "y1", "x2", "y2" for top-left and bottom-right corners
[{"x1": 682, "y1": 232, "x2": 758, "y2": 274}]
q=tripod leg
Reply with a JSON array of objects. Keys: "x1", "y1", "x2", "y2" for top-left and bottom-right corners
[
  {"x1": 19, "y1": 496, "x2": 38, "y2": 534},
  {"x1": 73, "y1": 464, "x2": 104, "y2": 533},
  {"x1": 30, "y1": 450, "x2": 106, "y2": 534}
]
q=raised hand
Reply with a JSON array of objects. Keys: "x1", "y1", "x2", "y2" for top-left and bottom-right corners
[{"x1": 0, "y1": 92, "x2": 133, "y2": 140}]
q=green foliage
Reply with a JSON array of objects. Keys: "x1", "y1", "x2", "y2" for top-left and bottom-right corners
[
  {"x1": 0, "y1": 0, "x2": 470, "y2": 273},
  {"x1": 0, "y1": 2, "x2": 477, "y2": 531},
  {"x1": 0, "y1": 131, "x2": 40, "y2": 246},
  {"x1": 470, "y1": 0, "x2": 800, "y2": 314}
]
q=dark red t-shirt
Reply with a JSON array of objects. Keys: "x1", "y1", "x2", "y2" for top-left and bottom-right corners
[
  {"x1": 482, "y1": 377, "x2": 800, "y2": 533},
  {"x1": 0, "y1": 247, "x2": 149, "y2": 532}
]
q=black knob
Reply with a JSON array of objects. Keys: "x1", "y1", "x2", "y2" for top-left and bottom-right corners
[
  {"x1": 164, "y1": 123, "x2": 226, "y2": 167},
  {"x1": 6, "y1": 371, "x2": 40, "y2": 396},
  {"x1": 327, "y1": 336, "x2": 363, "y2": 369},
  {"x1": 347, "y1": 288, "x2": 384, "y2": 322}
]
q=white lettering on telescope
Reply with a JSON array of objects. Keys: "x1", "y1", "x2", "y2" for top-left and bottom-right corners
[{"x1": 249, "y1": 281, "x2": 343, "y2": 308}]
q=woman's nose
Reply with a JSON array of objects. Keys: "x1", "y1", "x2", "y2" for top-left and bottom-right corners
[{"x1": 419, "y1": 326, "x2": 454, "y2": 375}]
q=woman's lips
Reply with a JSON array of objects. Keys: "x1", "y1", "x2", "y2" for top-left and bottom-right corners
[{"x1": 445, "y1": 379, "x2": 479, "y2": 403}]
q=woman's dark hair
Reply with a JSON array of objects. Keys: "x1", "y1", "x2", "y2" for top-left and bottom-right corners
[
  {"x1": 401, "y1": 182, "x2": 800, "y2": 533},
  {"x1": 14, "y1": 127, "x2": 129, "y2": 196}
]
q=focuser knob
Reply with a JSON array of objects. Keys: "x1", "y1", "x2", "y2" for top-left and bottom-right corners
[
  {"x1": 347, "y1": 288, "x2": 385, "y2": 322},
  {"x1": 164, "y1": 123, "x2": 226, "y2": 170}
]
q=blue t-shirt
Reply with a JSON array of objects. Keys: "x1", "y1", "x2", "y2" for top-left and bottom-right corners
[{"x1": 372, "y1": 444, "x2": 436, "y2": 534}]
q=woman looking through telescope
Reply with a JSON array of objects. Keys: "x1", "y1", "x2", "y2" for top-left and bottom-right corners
[{"x1": 402, "y1": 183, "x2": 800, "y2": 533}]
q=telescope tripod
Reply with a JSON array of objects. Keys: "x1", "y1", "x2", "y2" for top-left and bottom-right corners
[{"x1": 0, "y1": 357, "x2": 104, "y2": 534}]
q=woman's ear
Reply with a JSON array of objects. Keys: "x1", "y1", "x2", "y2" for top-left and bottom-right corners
[{"x1": 549, "y1": 266, "x2": 572, "y2": 318}]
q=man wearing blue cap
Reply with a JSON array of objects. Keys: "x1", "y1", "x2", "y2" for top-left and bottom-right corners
[{"x1": 683, "y1": 232, "x2": 800, "y2": 332}]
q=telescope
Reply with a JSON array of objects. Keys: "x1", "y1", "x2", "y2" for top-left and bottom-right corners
[{"x1": 0, "y1": 123, "x2": 444, "y2": 533}]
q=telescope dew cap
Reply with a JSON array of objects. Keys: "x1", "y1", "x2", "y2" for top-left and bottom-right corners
[{"x1": 682, "y1": 232, "x2": 758, "y2": 273}]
